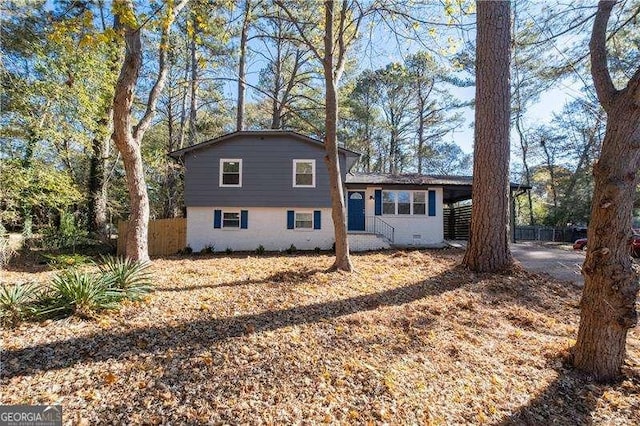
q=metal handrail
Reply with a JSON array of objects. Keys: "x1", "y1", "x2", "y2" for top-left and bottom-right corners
[{"x1": 363, "y1": 216, "x2": 395, "y2": 243}]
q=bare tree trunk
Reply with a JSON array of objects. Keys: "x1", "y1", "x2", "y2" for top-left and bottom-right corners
[
  {"x1": 573, "y1": 0, "x2": 640, "y2": 382},
  {"x1": 270, "y1": 27, "x2": 283, "y2": 129},
  {"x1": 88, "y1": 0, "x2": 116, "y2": 238},
  {"x1": 540, "y1": 137, "x2": 559, "y2": 218},
  {"x1": 188, "y1": 16, "x2": 198, "y2": 146},
  {"x1": 164, "y1": 86, "x2": 180, "y2": 218},
  {"x1": 111, "y1": 0, "x2": 186, "y2": 261},
  {"x1": 324, "y1": 0, "x2": 352, "y2": 272},
  {"x1": 417, "y1": 95, "x2": 425, "y2": 174},
  {"x1": 514, "y1": 116, "x2": 534, "y2": 225},
  {"x1": 237, "y1": 0, "x2": 251, "y2": 131},
  {"x1": 88, "y1": 115, "x2": 110, "y2": 237},
  {"x1": 178, "y1": 34, "x2": 189, "y2": 149},
  {"x1": 462, "y1": 0, "x2": 513, "y2": 272}
]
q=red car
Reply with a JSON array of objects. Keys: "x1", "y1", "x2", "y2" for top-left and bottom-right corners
[{"x1": 574, "y1": 229, "x2": 640, "y2": 257}]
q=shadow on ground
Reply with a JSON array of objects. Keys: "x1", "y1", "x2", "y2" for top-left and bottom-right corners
[{"x1": 2, "y1": 267, "x2": 465, "y2": 380}]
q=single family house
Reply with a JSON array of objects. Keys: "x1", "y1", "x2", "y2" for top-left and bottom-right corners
[{"x1": 169, "y1": 130, "x2": 524, "y2": 252}]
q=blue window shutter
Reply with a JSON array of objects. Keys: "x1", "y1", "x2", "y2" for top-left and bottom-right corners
[
  {"x1": 214, "y1": 210, "x2": 222, "y2": 228},
  {"x1": 314, "y1": 210, "x2": 321, "y2": 229},
  {"x1": 287, "y1": 210, "x2": 295, "y2": 229},
  {"x1": 428, "y1": 190, "x2": 436, "y2": 216},
  {"x1": 374, "y1": 190, "x2": 382, "y2": 215},
  {"x1": 240, "y1": 210, "x2": 248, "y2": 229}
]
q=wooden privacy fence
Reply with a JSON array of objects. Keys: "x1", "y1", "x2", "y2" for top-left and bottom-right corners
[{"x1": 117, "y1": 218, "x2": 186, "y2": 257}]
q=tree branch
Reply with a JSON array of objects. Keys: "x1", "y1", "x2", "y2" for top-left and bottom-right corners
[
  {"x1": 589, "y1": 0, "x2": 618, "y2": 111},
  {"x1": 273, "y1": 0, "x2": 323, "y2": 63},
  {"x1": 133, "y1": 0, "x2": 188, "y2": 142}
]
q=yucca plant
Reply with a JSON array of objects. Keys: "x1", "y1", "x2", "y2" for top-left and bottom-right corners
[
  {"x1": 0, "y1": 282, "x2": 39, "y2": 326},
  {"x1": 38, "y1": 270, "x2": 121, "y2": 319},
  {"x1": 98, "y1": 255, "x2": 153, "y2": 301}
]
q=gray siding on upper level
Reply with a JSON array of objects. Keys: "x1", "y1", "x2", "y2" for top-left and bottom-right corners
[{"x1": 183, "y1": 133, "x2": 348, "y2": 207}]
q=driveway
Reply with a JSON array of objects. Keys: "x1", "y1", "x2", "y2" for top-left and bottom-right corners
[{"x1": 511, "y1": 242, "x2": 585, "y2": 284}]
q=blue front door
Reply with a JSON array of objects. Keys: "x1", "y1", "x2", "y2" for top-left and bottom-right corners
[{"x1": 348, "y1": 191, "x2": 365, "y2": 231}]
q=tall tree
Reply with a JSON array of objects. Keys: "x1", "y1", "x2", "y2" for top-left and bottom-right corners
[
  {"x1": 573, "y1": 0, "x2": 640, "y2": 382},
  {"x1": 111, "y1": 0, "x2": 187, "y2": 261},
  {"x1": 236, "y1": 0, "x2": 253, "y2": 131},
  {"x1": 462, "y1": 0, "x2": 513, "y2": 272},
  {"x1": 275, "y1": 0, "x2": 365, "y2": 271}
]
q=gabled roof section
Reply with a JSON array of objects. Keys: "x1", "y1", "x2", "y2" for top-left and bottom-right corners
[{"x1": 168, "y1": 130, "x2": 361, "y2": 159}]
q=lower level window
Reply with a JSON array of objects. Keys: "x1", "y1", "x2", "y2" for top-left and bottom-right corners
[
  {"x1": 295, "y1": 212, "x2": 313, "y2": 229},
  {"x1": 223, "y1": 212, "x2": 240, "y2": 228}
]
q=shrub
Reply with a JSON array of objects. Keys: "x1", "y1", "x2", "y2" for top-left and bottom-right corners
[
  {"x1": 98, "y1": 255, "x2": 152, "y2": 301},
  {"x1": 41, "y1": 211, "x2": 88, "y2": 250},
  {"x1": 225, "y1": 247, "x2": 233, "y2": 255},
  {"x1": 314, "y1": 246, "x2": 321, "y2": 254},
  {"x1": 286, "y1": 244, "x2": 297, "y2": 254},
  {"x1": 0, "y1": 236, "x2": 16, "y2": 268},
  {"x1": 179, "y1": 245, "x2": 193, "y2": 255},
  {"x1": 37, "y1": 270, "x2": 121, "y2": 319},
  {"x1": 255, "y1": 244, "x2": 265, "y2": 255},
  {"x1": 0, "y1": 282, "x2": 39, "y2": 326},
  {"x1": 200, "y1": 244, "x2": 215, "y2": 254},
  {"x1": 44, "y1": 253, "x2": 92, "y2": 270}
]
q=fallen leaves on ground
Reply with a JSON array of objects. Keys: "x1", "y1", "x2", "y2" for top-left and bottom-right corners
[{"x1": 2, "y1": 249, "x2": 639, "y2": 425}]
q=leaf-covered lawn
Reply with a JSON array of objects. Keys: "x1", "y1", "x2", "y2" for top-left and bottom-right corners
[{"x1": 2, "y1": 249, "x2": 639, "y2": 424}]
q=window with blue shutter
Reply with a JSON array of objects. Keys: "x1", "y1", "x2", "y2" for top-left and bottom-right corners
[
  {"x1": 287, "y1": 210, "x2": 295, "y2": 229},
  {"x1": 428, "y1": 190, "x2": 436, "y2": 216},
  {"x1": 213, "y1": 210, "x2": 222, "y2": 228},
  {"x1": 313, "y1": 210, "x2": 321, "y2": 229},
  {"x1": 374, "y1": 190, "x2": 382, "y2": 215},
  {"x1": 240, "y1": 210, "x2": 248, "y2": 229}
]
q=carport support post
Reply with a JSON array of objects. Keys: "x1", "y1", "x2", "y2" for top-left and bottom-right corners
[
  {"x1": 448, "y1": 203, "x2": 456, "y2": 240},
  {"x1": 510, "y1": 190, "x2": 516, "y2": 243}
]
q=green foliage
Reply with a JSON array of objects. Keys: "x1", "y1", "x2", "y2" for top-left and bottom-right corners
[
  {"x1": 0, "y1": 160, "x2": 83, "y2": 229},
  {"x1": 43, "y1": 253, "x2": 92, "y2": 270},
  {"x1": 286, "y1": 244, "x2": 297, "y2": 254},
  {"x1": 255, "y1": 244, "x2": 266, "y2": 255},
  {"x1": 37, "y1": 270, "x2": 120, "y2": 319},
  {"x1": 0, "y1": 282, "x2": 39, "y2": 326},
  {"x1": 98, "y1": 255, "x2": 152, "y2": 301},
  {"x1": 314, "y1": 246, "x2": 321, "y2": 254},
  {"x1": 0, "y1": 235, "x2": 16, "y2": 268},
  {"x1": 225, "y1": 247, "x2": 233, "y2": 255},
  {"x1": 41, "y1": 211, "x2": 89, "y2": 250}
]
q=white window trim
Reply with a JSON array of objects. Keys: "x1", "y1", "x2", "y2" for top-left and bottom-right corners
[
  {"x1": 382, "y1": 190, "x2": 397, "y2": 215},
  {"x1": 292, "y1": 159, "x2": 316, "y2": 188},
  {"x1": 294, "y1": 211, "x2": 314, "y2": 231},
  {"x1": 412, "y1": 191, "x2": 427, "y2": 215},
  {"x1": 219, "y1": 159, "x2": 242, "y2": 187},
  {"x1": 382, "y1": 190, "x2": 429, "y2": 216},
  {"x1": 222, "y1": 210, "x2": 241, "y2": 229}
]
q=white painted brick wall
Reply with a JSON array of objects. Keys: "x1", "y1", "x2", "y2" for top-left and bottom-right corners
[{"x1": 187, "y1": 207, "x2": 335, "y2": 252}]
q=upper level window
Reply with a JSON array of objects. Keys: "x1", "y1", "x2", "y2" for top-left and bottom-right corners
[
  {"x1": 293, "y1": 159, "x2": 315, "y2": 187},
  {"x1": 220, "y1": 159, "x2": 242, "y2": 187}
]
